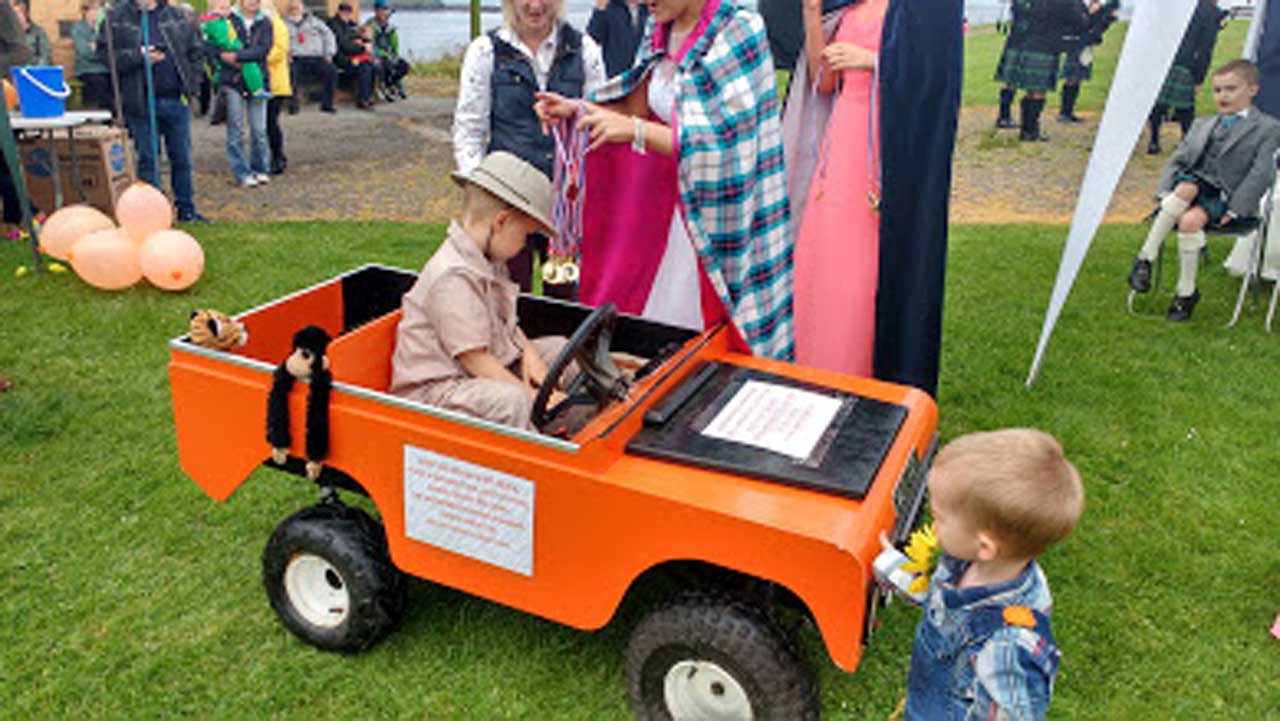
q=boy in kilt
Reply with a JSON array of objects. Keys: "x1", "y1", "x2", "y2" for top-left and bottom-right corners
[
  {"x1": 994, "y1": 0, "x2": 1087, "y2": 141},
  {"x1": 1147, "y1": 0, "x2": 1228, "y2": 155},
  {"x1": 1057, "y1": 0, "x2": 1117, "y2": 123},
  {"x1": 1128, "y1": 60, "x2": 1280, "y2": 321}
]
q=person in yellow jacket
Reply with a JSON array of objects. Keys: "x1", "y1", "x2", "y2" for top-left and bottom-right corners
[{"x1": 267, "y1": 2, "x2": 292, "y2": 174}]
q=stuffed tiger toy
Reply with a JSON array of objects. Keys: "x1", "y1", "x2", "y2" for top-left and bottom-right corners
[{"x1": 189, "y1": 309, "x2": 249, "y2": 351}]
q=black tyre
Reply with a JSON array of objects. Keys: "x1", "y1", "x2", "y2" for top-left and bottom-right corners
[
  {"x1": 625, "y1": 593, "x2": 820, "y2": 721},
  {"x1": 262, "y1": 501, "x2": 406, "y2": 652}
]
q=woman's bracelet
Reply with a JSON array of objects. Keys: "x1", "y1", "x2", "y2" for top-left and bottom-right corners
[{"x1": 632, "y1": 116, "x2": 647, "y2": 155}]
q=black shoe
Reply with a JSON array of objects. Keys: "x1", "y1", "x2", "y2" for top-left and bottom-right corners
[
  {"x1": 270, "y1": 158, "x2": 287, "y2": 175},
  {"x1": 1166, "y1": 290, "x2": 1200, "y2": 321},
  {"x1": 1019, "y1": 130, "x2": 1050, "y2": 142},
  {"x1": 995, "y1": 117, "x2": 1017, "y2": 129},
  {"x1": 177, "y1": 211, "x2": 211, "y2": 223},
  {"x1": 1128, "y1": 258, "x2": 1152, "y2": 293},
  {"x1": 1057, "y1": 113, "x2": 1083, "y2": 123},
  {"x1": 1146, "y1": 140, "x2": 1161, "y2": 155},
  {"x1": 320, "y1": 105, "x2": 336, "y2": 113},
  {"x1": 396, "y1": 87, "x2": 407, "y2": 99}
]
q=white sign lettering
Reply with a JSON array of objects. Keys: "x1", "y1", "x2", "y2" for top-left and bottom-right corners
[
  {"x1": 701, "y1": 380, "x2": 842, "y2": 460},
  {"x1": 403, "y1": 446, "x2": 535, "y2": 576}
]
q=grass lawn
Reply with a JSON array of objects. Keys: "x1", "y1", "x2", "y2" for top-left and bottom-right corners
[
  {"x1": 963, "y1": 20, "x2": 1249, "y2": 116},
  {"x1": 2, "y1": 220, "x2": 1277, "y2": 718}
]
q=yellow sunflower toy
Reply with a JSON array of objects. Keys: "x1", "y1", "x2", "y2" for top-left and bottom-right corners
[
  {"x1": 872, "y1": 523, "x2": 940, "y2": 605},
  {"x1": 900, "y1": 523, "x2": 941, "y2": 595}
]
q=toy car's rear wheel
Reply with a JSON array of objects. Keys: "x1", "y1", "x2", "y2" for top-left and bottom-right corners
[
  {"x1": 625, "y1": 593, "x2": 819, "y2": 721},
  {"x1": 262, "y1": 501, "x2": 406, "y2": 652}
]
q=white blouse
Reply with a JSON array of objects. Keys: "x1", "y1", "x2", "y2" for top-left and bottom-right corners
[
  {"x1": 452, "y1": 24, "x2": 607, "y2": 173},
  {"x1": 640, "y1": 59, "x2": 703, "y2": 331}
]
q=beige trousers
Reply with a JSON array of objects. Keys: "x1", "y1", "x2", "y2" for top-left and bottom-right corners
[{"x1": 406, "y1": 336, "x2": 569, "y2": 431}]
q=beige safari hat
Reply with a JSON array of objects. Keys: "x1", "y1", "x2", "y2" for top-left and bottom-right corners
[{"x1": 451, "y1": 152, "x2": 554, "y2": 233}]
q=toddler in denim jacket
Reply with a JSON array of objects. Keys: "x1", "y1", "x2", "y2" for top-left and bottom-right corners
[{"x1": 900, "y1": 428, "x2": 1084, "y2": 721}]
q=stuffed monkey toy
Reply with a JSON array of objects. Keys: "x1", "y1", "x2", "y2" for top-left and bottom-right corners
[{"x1": 266, "y1": 326, "x2": 333, "y2": 481}]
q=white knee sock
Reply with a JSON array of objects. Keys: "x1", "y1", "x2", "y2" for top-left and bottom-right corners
[
  {"x1": 1176, "y1": 230, "x2": 1205, "y2": 296},
  {"x1": 1140, "y1": 194, "x2": 1192, "y2": 260}
]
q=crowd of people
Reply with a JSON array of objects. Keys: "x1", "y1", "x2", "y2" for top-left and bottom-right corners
[
  {"x1": 0, "y1": 0, "x2": 415, "y2": 223},
  {"x1": 994, "y1": 0, "x2": 1119, "y2": 141}
]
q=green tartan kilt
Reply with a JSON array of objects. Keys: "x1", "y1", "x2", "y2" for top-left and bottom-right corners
[
  {"x1": 1157, "y1": 65, "x2": 1196, "y2": 110},
  {"x1": 996, "y1": 47, "x2": 1060, "y2": 92},
  {"x1": 1060, "y1": 48, "x2": 1092, "y2": 82}
]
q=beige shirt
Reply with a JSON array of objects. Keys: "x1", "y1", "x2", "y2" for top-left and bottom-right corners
[{"x1": 390, "y1": 221, "x2": 528, "y2": 393}]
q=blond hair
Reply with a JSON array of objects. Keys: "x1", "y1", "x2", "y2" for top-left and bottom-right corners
[
  {"x1": 502, "y1": 0, "x2": 565, "y2": 32},
  {"x1": 933, "y1": 428, "x2": 1084, "y2": 559},
  {"x1": 1215, "y1": 58, "x2": 1260, "y2": 86}
]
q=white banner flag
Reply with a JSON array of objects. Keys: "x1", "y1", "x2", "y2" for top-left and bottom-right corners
[{"x1": 1027, "y1": 0, "x2": 1198, "y2": 387}]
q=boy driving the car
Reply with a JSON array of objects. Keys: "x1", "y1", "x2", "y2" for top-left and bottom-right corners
[{"x1": 390, "y1": 152, "x2": 568, "y2": 431}]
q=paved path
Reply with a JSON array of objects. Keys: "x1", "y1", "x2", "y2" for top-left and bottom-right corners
[
  {"x1": 186, "y1": 85, "x2": 1166, "y2": 226},
  {"x1": 190, "y1": 90, "x2": 461, "y2": 222}
]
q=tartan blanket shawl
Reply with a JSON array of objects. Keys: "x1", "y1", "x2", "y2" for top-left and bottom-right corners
[{"x1": 590, "y1": 0, "x2": 795, "y2": 360}]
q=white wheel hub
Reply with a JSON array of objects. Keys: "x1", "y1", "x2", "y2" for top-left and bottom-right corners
[
  {"x1": 663, "y1": 659, "x2": 754, "y2": 721},
  {"x1": 283, "y1": 553, "x2": 349, "y2": 629}
]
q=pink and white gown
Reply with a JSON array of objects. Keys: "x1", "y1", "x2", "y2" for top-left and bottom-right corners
[{"x1": 794, "y1": 0, "x2": 886, "y2": 376}]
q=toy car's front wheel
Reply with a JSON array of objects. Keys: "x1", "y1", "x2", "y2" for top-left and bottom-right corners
[
  {"x1": 262, "y1": 501, "x2": 406, "y2": 652},
  {"x1": 625, "y1": 594, "x2": 819, "y2": 721}
]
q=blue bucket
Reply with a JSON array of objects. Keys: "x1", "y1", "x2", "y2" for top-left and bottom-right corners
[{"x1": 11, "y1": 66, "x2": 70, "y2": 118}]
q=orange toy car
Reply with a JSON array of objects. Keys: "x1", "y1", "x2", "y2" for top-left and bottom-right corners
[{"x1": 169, "y1": 265, "x2": 938, "y2": 720}]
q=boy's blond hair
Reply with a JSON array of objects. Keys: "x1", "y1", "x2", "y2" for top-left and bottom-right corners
[
  {"x1": 934, "y1": 428, "x2": 1083, "y2": 559},
  {"x1": 460, "y1": 182, "x2": 512, "y2": 226},
  {"x1": 1215, "y1": 58, "x2": 1260, "y2": 86}
]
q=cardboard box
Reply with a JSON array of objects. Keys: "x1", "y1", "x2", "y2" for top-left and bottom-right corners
[{"x1": 19, "y1": 124, "x2": 134, "y2": 216}]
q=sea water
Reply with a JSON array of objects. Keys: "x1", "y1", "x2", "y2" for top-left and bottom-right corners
[{"x1": 387, "y1": 0, "x2": 1140, "y2": 61}]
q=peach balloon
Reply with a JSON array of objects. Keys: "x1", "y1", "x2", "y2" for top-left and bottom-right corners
[
  {"x1": 37, "y1": 204, "x2": 115, "y2": 261},
  {"x1": 139, "y1": 230, "x2": 205, "y2": 291},
  {"x1": 68, "y1": 228, "x2": 142, "y2": 291},
  {"x1": 115, "y1": 182, "x2": 173, "y2": 245}
]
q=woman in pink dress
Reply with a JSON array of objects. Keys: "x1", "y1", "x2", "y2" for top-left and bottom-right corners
[{"x1": 794, "y1": 0, "x2": 887, "y2": 376}]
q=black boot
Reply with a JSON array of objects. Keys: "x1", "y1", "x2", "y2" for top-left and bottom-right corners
[
  {"x1": 1167, "y1": 290, "x2": 1200, "y2": 321},
  {"x1": 1147, "y1": 105, "x2": 1164, "y2": 154},
  {"x1": 1058, "y1": 83, "x2": 1082, "y2": 122},
  {"x1": 1174, "y1": 107, "x2": 1194, "y2": 137},
  {"x1": 996, "y1": 87, "x2": 1017, "y2": 128},
  {"x1": 1020, "y1": 97, "x2": 1049, "y2": 141},
  {"x1": 1128, "y1": 258, "x2": 1152, "y2": 293}
]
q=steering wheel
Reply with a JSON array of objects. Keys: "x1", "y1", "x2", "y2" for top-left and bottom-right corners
[{"x1": 531, "y1": 303, "x2": 630, "y2": 430}]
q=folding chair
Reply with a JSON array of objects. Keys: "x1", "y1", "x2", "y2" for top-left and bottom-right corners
[{"x1": 1224, "y1": 149, "x2": 1280, "y2": 330}]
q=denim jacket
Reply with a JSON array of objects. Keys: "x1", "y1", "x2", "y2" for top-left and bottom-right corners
[{"x1": 904, "y1": 556, "x2": 1061, "y2": 721}]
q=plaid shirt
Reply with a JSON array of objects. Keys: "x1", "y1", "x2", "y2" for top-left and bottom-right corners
[{"x1": 590, "y1": 0, "x2": 794, "y2": 360}]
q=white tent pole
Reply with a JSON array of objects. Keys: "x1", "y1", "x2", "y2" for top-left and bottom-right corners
[
  {"x1": 1026, "y1": 0, "x2": 1198, "y2": 388},
  {"x1": 1245, "y1": 0, "x2": 1268, "y2": 59}
]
